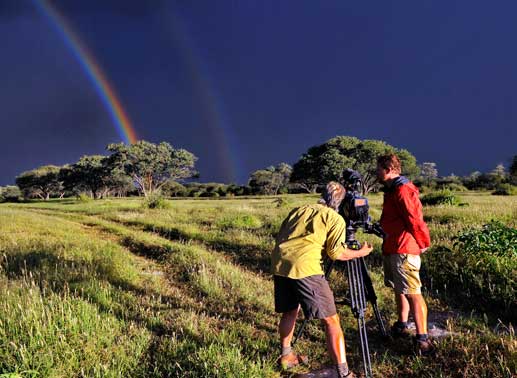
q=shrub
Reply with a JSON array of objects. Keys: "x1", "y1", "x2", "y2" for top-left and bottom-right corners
[
  {"x1": 200, "y1": 191, "x2": 219, "y2": 198},
  {"x1": 426, "y1": 245, "x2": 516, "y2": 321},
  {"x1": 142, "y1": 192, "x2": 170, "y2": 209},
  {"x1": 421, "y1": 189, "x2": 461, "y2": 206},
  {"x1": 441, "y1": 183, "x2": 469, "y2": 192},
  {"x1": 273, "y1": 197, "x2": 292, "y2": 208},
  {"x1": 0, "y1": 186, "x2": 22, "y2": 202},
  {"x1": 426, "y1": 221, "x2": 517, "y2": 320},
  {"x1": 77, "y1": 193, "x2": 93, "y2": 202},
  {"x1": 160, "y1": 180, "x2": 188, "y2": 197},
  {"x1": 492, "y1": 183, "x2": 517, "y2": 196},
  {"x1": 217, "y1": 214, "x2": 262, "y2": 229},
  {"x1": 453, "y1": 220, "x2": 517, "y2": 258}
]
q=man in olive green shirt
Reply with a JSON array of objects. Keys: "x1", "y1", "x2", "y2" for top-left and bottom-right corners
[{"x1": 272, "y1": 182, "x2": 373, "y2": 378}]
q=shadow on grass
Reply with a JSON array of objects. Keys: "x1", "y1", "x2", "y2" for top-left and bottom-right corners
[
  {"x1": 1, "y1": 249, "x2": 182, "y2": 331},
  {"x1": 115, "y1": 219, "x2": 272, "y2": 275},
  {"x1": 1, "y1": 248, "x2": 222, "y2": 375}
]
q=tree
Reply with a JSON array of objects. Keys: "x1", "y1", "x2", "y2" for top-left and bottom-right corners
[
  {"x1": 291, "y1": 136, "x2": 419, "y2": 194},
  {"x1": 490, "y1": 163, "x2": 507, "y2": 185},
  {"x1": 60, "y1": 155, "x2": 113, "y2": 199},
  {"x1": 15, "y1": 165, "x2": 63, "y2": 200},
  {"x1": 248, "y1": 163, "x2": 292, "y2": 195},
  {"x1": 419, "y1": 162, "x2": 438, "y2": 186},
  {"x1": 106, "y1": 141, "x2": 198, "y2": 197},
  {"x1": 510, "y1": 155, "x2": 517, "y2": 185},
  {"x1": 105, "y1": 171, "x2": 135, "y2": 197}
]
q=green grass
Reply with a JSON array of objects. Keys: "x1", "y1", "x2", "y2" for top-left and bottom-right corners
[{"x1": 0, "y1": 193, "x2": 516, "y2": 377}]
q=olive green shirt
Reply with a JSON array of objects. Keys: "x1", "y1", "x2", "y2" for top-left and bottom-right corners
[{"x1": 271, "y1": 204, "x2": 347, "y2": 279}]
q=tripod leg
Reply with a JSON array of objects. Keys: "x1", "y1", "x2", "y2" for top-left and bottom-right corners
[
  {"x1": 373, "y1": 304, "x2": 387, "y2": 338},
  {"x1": 292, "y1": 318, "x2": 307, "y2": 346},
  {"x1": 356, "y1": 260, "x2": 373, "y2": 378},
  {"x1": 360, "y1": 258, "x2": 387, "y2": 338},
  {"x1": 348, "y1": 258, "x2": 373, "y2": 378}
]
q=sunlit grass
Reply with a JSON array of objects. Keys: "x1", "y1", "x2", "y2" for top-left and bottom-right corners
[{"x1": 1, "y1": 192, "x2": 515, "y2": 377}]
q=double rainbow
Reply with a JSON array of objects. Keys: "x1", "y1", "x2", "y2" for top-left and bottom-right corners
[{"x1": 33, "y1": 0, "x2": 138, "y2": 144}]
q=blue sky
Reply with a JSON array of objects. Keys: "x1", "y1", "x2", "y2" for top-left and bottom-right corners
[{"x1": 1, "y1": 0, "x2": 516, "y2": 185}]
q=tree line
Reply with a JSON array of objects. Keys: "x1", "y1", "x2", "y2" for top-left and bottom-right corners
[{"x1": 1, "y1": 136, "x2": 516, "y2": 202}]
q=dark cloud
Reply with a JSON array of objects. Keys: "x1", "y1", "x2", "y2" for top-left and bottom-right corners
[
  {"x1": 51, "y1": 0, "x2": 167, "y2": 17},
  {"x1": 0, "y1": 0, "x2": 33, "y2": 19},
  {"x1": 0, "y1": 0, "x2": 168, "y2": 20}
]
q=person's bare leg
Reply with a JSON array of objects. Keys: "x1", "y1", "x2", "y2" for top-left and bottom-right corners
[
  {"x1": 322, "y1": 314, "x2": 347, "y2": 364},
  {"x1": 279, "y1": 306, "x2": 300, "y2": 348},
  {"x1": 396, "y1": 293, "x2": 410, "y2": 323},
  {"x1": 322, "y1": 314, "x2": 350, "y2": 377},
  {"x1": 407, "y1": 294, "x2": 428, "y2": 335}
]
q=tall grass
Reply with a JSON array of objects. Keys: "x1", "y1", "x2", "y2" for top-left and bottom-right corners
[{"x1": 1, "y1": 192, "x2": 516, "y2": 377}]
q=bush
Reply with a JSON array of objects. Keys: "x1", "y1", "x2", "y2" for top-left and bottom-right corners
[
  {"x1": 453, "y1": 220, "x2": 517, "y2": 258},
  {"x1": 160, "y1": 180, "x2": 188, "y2": 197},
  {"x1": 421, "y1": 189, "x2": 461, "y2": 206},
  {"x1": 273, "y1": 197, "x2": 292, "y2": 208},
  {"x1": 217, "y1": 214, "x2": 262, "y2": 229},
  {"x1": 492, "y1": 183, "x2": 517, "y2": 196},
  {"x1": 142, "y1": 192, "x2": 170, "y2": 209},
  {"x1": 200, "y1": 191, "x2": 219, "y2": 198},
  {"x1": 77, "y1": 193, "x2": 93, "y2": 202},
  {"x1": 426, "y1": 246, "x2": 516, "y2": 321},
  {"x1": 441, "y1": 183, "x2": 469, "y2": 192},
  {"x1": 426, "y1": 221, "x2": 517, "y2": 320},
  {"x1": 0, "y1": 186, "x2": 22, "y2": 202}
]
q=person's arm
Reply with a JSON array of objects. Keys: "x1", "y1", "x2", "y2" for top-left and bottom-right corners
[
  {"x1": 396, "y1": 186, "x2": 431, "y2": 250},
  {"x1": 333, "y1": 241, "x2": 373, "y2": 261}
]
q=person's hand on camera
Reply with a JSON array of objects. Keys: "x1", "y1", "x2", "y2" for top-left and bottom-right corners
[
  {"x1": 358, "y1": 241, "x2": 373, "y2": 257},
  {"x1": 336, "y1": 241, "x2": 374, "y2": 261}
]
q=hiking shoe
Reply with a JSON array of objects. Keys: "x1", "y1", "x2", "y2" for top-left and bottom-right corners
[
  {"x1": 293, "y1": 366, "x2": 356, "y2": 378},
  {"x1": 391, "y1": 324, "x2": 411, "y2": 339},
  {"x1": 338, "y1": 370, "x2": 357, "y2": 378},
  {"x1": 277, "y1": 352, "x2": 308, "y2": 370},
  {"x1": 414, "y1": 338, "x2": 436, "y2": 356}
]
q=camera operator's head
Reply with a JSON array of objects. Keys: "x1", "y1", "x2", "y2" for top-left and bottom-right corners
[
  {"x1": 376, "y1": 154, "x2": 401, "y2": 183},
  {"x1": 318, "y1": 181, "x2": 346, "y2": 212}
]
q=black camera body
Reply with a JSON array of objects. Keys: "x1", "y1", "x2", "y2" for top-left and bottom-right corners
[{"x1": 339, "y1": 169, "x2": 385, "y2": 248}]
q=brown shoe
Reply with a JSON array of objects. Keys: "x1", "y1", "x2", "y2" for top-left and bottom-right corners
[
  {"x1": 391, "y1": 324, "x2": 411, "y2": 339},
  {"x1": 293, "y1": 366, "x2": 356, "y2": 378},
  {"x1": 414, "y1": 338, "x2": 436, "y2": 356},
  {"x1": 277, "y1": 351, "x2": 309, "y2": 370}
]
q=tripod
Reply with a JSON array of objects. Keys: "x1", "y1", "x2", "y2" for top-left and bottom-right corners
[{"x1": 292, "y1": 239, "x2": 387, "y2": 378}]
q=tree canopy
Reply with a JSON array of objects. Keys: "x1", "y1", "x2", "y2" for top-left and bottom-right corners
[
  {"x1": 60, "y1": 155, "x2": 111, "y2": 199},
  {"x1": 15, "y1": 165, "x2": 63, "y2": 200},
  {"x1": 290, "y1": 136, "x2": 419, "y2": 193},
  {"x1": 248, "y1": 163, "x2": 292, "y2": 195},
  {"x1": 106, "y1": 141, "x2": 198, "y2": 196},
  {"x1": 510, "y1": 155, "x2": 517, "y2": 185},
  {"x1": 419, "y1": 162, "x2": 438, "y2": 186}
]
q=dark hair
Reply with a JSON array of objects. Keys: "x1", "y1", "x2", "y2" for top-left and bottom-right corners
[
  {"x1": 318, "y1": 181, "x2": 346, "y2": 211},
  {"x1": 377, "y1": 154, "x2": 401, "y2": 173}
]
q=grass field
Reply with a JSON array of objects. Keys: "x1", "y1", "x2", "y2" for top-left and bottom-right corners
[{"x1": 0, "y1": 193, "x2": 515, "y2": 377}]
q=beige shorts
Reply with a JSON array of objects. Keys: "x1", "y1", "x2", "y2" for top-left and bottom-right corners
[{"x1": 383, "y1": 253, "x2": 422, "y2": 295}]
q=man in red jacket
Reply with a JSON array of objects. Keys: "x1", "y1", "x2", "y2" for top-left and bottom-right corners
[{"x1": 376, "y1": 154, "x2": 435, "y2": 355}]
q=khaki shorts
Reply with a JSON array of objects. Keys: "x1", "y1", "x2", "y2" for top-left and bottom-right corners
[{"x1": 383, "y1": 254, "x2": 422, "y2": 295}]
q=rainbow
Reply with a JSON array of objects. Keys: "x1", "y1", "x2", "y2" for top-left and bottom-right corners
[
  {"x1": 162, "y1": 10, "x2": 243, "y2": 183},
  {"x1": 33, "y1": 0, "x2": 138, "y2": 144}
]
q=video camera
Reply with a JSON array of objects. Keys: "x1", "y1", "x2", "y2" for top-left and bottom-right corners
[{"x1": 339, "y1": 169, "x2": 385, "y2": 248}]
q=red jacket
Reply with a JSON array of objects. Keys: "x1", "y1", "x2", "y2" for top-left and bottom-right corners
[{"x1": 380, "y1": 177, "x2": 430, "y2": 255}]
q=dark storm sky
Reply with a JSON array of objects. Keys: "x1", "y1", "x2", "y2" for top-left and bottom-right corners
[{"x1": 1, "y1": 0, "x2": 516, "y2": 185}]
